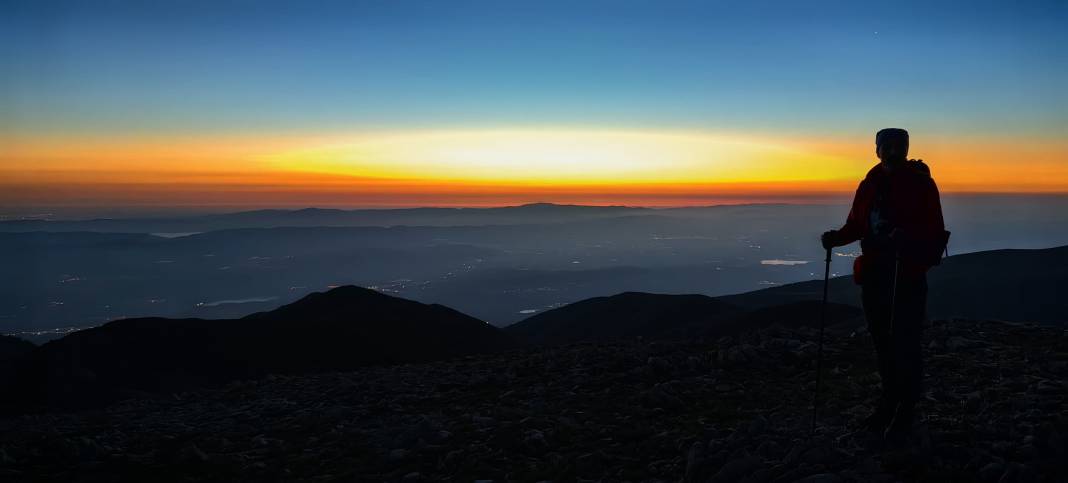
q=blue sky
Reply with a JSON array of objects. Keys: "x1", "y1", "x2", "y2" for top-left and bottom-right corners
[{"x1": 2, "y1": 0, "x2": 1066, "y2": 137}]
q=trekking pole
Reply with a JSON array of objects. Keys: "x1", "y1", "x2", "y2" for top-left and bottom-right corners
[{"x1": 812, "y1": 246, "x2": 832, "y2": 435}]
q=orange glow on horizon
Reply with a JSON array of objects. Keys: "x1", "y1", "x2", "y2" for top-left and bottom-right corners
[{"x1": 2, "y1": 129, "x2": 1066, "y2": 211}]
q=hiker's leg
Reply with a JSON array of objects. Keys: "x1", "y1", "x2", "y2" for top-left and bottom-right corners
[
  {"x1": 861, "y1": 271, "x2": 896, "y2": 410},
  {"x1": 883, "y1": 274, "x2": 928, "y2": 445},
  {"x1": 893, "y1": 275, "x2": 928, "y2": 414}
]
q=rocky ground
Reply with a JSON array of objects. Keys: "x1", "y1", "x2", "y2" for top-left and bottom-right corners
[{"x1": 1, "y1": 318, "x2": 1066, "y2": 482}]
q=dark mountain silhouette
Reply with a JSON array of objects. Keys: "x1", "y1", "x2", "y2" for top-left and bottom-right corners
[
  {"x1": 5, "y1": 244, "x2": 1066, "y2": 412},
  {"x1": 722, "y1": 245, "x2": 1068, "y2": 326},
  {"x1": 719, "y1": 273, "x2": 858, "y2": 309},
  {"x1": 500, "y1": 245, "x2": 1068, "y2": 346},
  {"x1": 236, "y1": 286, "x2": 518, "y2": 372},
  {"x1": 3, "y1": 286, "x2": 519, "y2": 411},
  {"x1": 505, "y1": 292, "x2": 741, "y2": 345},
  {"x1": 505, "y1": 291, "x2": 864, "y2": 345}
]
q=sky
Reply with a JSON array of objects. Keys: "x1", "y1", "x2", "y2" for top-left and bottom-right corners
[{"x1": 1, "y1": 0, "x2": 1066, "y2": 214}]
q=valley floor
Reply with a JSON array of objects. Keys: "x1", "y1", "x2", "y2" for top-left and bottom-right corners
[{"x1": 1, "y1": 319, "x2": 1066, "y2": 482}]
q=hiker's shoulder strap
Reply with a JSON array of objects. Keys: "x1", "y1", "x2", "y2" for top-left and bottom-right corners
[{"x1": 907, "y1": 159, "x2": 932, "y2": 178}]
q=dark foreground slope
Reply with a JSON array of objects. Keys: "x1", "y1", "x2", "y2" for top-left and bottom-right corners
[
  {"x1": 3, "y1": 286, "x2": 517, "y2": 411},
  {"x1": 0, "y1": 336, "x2": 34, "y2": 392},
  {"x1": 722, "y1": 245, "x2": 1068, "y2": 326},
  {"x1": 1, "y1": 318, "x2": 1064, "y2": 482}
]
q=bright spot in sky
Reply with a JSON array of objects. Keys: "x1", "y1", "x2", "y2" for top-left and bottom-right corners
[{"x1": 266, "y1": 129, "x2": 856, "y2": 184}]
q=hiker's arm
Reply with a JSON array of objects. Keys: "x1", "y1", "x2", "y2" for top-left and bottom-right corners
[{"x1": 833, "y1": 180, "x2": 868, "y2": 246}]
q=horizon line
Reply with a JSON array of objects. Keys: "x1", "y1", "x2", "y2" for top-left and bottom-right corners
[{"x1": 5, "y1": 193, "x2": 1068, "y2": 221}]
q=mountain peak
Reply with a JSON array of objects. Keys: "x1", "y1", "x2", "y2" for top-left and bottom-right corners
[
  {"x1": 293, "y1": 284, "x2": 388, "y2": 303},
  {"x1": 241, "y1": 285, "x2": 398, "y2": 321}
]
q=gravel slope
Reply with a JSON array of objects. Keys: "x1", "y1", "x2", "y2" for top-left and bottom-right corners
[{"x1": 1, "y1": 318, "x2": 1065, "y2": 482}]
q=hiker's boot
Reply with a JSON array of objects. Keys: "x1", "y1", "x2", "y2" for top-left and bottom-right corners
[{"x1": 883, "y1": 403, "x2": 916, "y2": 448}]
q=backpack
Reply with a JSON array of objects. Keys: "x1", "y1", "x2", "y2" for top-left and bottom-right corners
[{"x1": 865, "y1": 163, "x2": 951, "y2": 267}]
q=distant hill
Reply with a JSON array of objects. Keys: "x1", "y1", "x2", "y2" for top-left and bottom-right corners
[
  {"x1": 503, "y1": 245, "x2": 1068, "y2": 345},
  {"x1": 3, "y1": 286, "x2": 519, "y2": 411},
  {"x1": 722, "y1": 245, "x2": 1068, "y2": 326},
  {"x1": 505, "y1": 292, "x2": 741, "y2": 345},
  {"x1": 504, "y1": 292, "x2": 864, "y2": 346}
]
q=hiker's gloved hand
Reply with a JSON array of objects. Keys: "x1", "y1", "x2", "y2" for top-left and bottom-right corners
[{"x1": 821, "y1": 230, "x2": 838, "y2": 250}]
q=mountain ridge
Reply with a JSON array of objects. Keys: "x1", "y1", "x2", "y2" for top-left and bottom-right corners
[
  {"x1": 720, "y1": 245, "x2": 1068, "y2": 326},
  {"x1": 1, "y1": 286, "x2": 518, "y2": 411},
  {"x1": 4, "y1": 243, "x2": 1067, "y2": 414}
]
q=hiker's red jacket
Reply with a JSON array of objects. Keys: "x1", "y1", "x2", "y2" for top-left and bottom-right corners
[{"x1": 832, "y1": 160, "x2": 945, "y2": 280}]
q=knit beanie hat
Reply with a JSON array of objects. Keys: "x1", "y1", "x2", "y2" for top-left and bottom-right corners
[{"x1": 876, "y1": 128, "x2": 909, "y2": 148}]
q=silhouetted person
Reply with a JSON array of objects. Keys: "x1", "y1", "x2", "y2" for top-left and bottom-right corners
[{"x1": 822, "y1": 128, "x2": 948, "y2": 446}]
